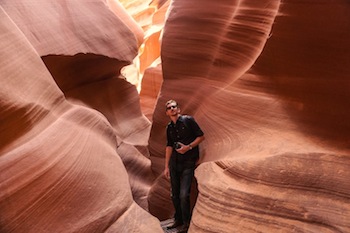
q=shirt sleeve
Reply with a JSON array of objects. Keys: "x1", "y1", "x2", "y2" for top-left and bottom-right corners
[
  {"x1": 188, "y1": 116, "x2": 204, "y2": 137},
  {"x1": 166, "y1": 125, "x2": 174, "y2": 147}
]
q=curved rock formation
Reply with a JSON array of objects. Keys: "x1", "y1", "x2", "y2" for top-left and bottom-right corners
[
  {"x1": 148, "y1": 0, "x2": 350, "y2": 232},
  {"x1": 2, "y1": 0, "x2": 350, "y2": 232},
  {"x1": 0, "y1": 1, "x2": 161, "y2": 232}
]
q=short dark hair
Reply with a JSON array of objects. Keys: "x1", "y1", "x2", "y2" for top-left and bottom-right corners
[{"x1": 165, "y1": 99, "x2": 178, "y2": 110}]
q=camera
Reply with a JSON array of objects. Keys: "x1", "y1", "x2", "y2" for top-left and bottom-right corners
[{"x1": 174, "y1": 142, "x2": 181, "y2": 149}]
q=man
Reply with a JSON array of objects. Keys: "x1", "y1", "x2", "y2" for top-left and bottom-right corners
[{"x1": 164, "y1": 100, "x2": 205, "y2": 232}]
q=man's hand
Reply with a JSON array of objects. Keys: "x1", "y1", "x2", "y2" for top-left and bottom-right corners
[
  {"x1": 164, "y1": 167, "x2": 170, "y2": 179},
  {"x1": 175, "y1": 142, "x2": 191, "y2": 154}
]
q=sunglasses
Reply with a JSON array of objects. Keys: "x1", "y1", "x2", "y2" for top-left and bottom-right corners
[{"x1": 166, "y1": 105, "x2": 177, "y2": 110}]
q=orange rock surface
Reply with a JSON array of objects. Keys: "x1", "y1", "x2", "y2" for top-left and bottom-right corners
[
  {"x1": 1, "y1": 0, "x2": 350, "y2": 232},
  {"x1": 0, "y1": 1, "x2": 161, "y2": 232},
  {"x1": 148, "y1": 0, "x2": 350, "y2": 232}
]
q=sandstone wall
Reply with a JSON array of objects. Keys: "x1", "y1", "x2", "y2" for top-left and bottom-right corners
[
  {"x1": 2, "y1": 0, "x2": 350, "y2": 232},
  {"x1": 0, "y1": 1, "x2": 161, "y2": 232},
  {"x1": 148, "y1": 0, "x2": 350, "y2": 232}
]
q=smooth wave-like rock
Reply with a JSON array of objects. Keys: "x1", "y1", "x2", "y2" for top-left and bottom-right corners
[
  {"x1": 148, "y1": 0, "x2": 282, "y2": 218},
  {"x1": 2, "y1": 0, "x2": 350, "y2": 232},
  {"x1": 1, "y1": 0, "x2": 140, "y2": 59},
  {"x1": 193, "y1": 153, "x2": 350, "y2": 233},
  {"x1": 0, "y1": 2, "x2": 162, "y2": 232},
  {"x1": 148, "y1": 0, "x2": 350, "y2": 232},
  {"x1": 3, "y1": 0, "x2": 155, "y2": 212}
]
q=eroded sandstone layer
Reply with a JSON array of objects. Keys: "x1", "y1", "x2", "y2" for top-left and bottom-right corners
[
  {"x1": 148, "y1": 0, "x2": 350, "y2": 232},
  {"x1": 0, "y1": 1, "x2": 161, "y2": 232},
  {"x1": 2, "y1": 0, "x2": 350, "y2": 232}
]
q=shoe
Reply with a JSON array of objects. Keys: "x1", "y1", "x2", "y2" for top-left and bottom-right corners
[{"x1": 166, "y1": 220, "x2": 183, "y2": 229}]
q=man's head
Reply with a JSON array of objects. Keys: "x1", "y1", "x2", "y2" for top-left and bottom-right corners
[{"x1": 165, "y1": 99, "x2": 180, "y2": 116}]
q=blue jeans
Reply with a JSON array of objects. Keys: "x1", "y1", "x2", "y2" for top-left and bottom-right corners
[{"x1": 169, "y1": 160, "x2": 195, "y2": 224}]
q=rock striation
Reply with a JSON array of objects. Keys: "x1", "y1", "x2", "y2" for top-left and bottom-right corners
[
  {"x1": 147, "y1": 0, "x2": 350, "y2": 232},
  {"x1": 2, "y1": 0, "x2": 350, "y2": 232},
  {"x1": 0, "y1": 1, "x2": 161, "y2": 232}
]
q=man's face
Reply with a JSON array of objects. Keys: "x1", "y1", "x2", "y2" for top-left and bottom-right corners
[{"x1": 166, "y1": 103, "x2": 179, "y2": 116}]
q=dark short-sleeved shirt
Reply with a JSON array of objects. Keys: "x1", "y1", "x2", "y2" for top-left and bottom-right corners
[{"x1": 166, "y1": 115, "x2": 204, "y2": 162}]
